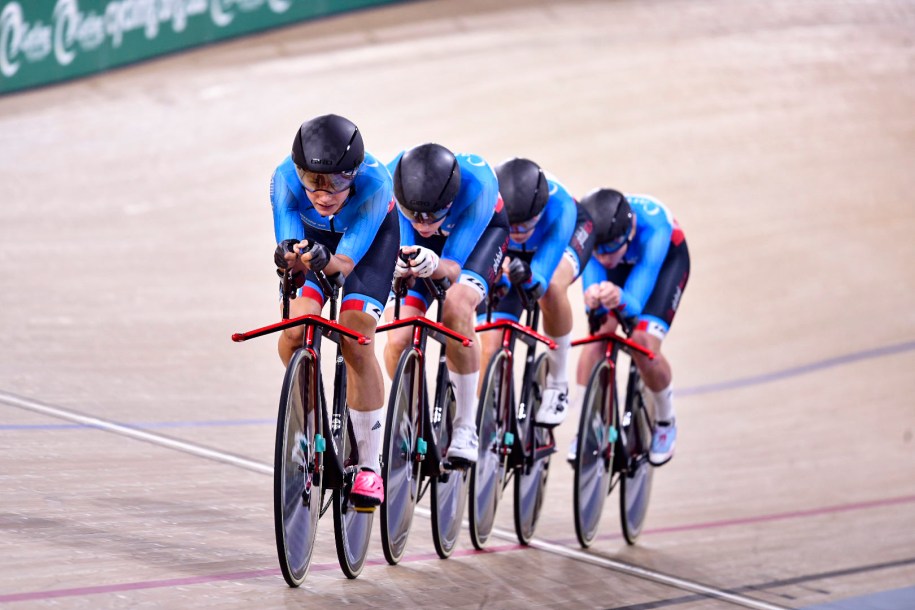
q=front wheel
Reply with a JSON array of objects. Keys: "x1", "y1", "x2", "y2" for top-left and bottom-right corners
[
  {"x1": 469, "y1": 349, "x2": 512, "y2": 550},
  {"x1": 514, "y1": 353, "x2": 550, "y2": 545},
  {"x1": 619, "y1": 374, "x2": 654, "y2": 544},
  {"x1": 274, "y1": 348, "x2": 323, "y2": 587},
  {"x1": 573, "y1": 360, "x2": 616, "y2": 548},
  {"x1": 380, "y1": 349, "x2": 423, "y2": 565},
  {"x1": 430, "y1": 380, "x2": 469, "y2": 559}
]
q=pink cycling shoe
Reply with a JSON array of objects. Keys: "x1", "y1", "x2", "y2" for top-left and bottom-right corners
[{"x1": 350, "y1": 468, "x2": 384, "y2": 511}]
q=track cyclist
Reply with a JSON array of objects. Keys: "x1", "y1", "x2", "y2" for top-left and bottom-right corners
[
  {"x1": 575, "y1": 188, "x2": 690, "y2": 465},
  {"x1": 481, "y1": 157, "x2": 595, "y2": 427},
  {"x1": 270, "y1": 114, "x2": 399, "y2": 508},
  {"x1": 382, "y1": 143, "x2": 509, "y2": 465}
]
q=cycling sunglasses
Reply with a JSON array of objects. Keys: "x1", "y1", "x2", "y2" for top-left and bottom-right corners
[
  {"x1": 596, "y1": 226, "x2": 633, "y2": 254},
  {"x1": 296, "y1": 165, "x2": 359, "y2": 194},
  {"x1": 509, "y1": 212, "x2": 543, "y2": 235},
  {"x1": 397, "y1": 202, "x2": 452, "y2": 226}
]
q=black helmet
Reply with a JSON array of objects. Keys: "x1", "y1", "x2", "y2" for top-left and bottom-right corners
[
  {"x1": 393, "y1": 143, "x2": 461, "y2": 223},
  {"x1": 291, "y1": 114, "x2": 364, "y2": 174},
  {"x1": 579, "y1": 188, "x2": 633, "y2": 252},
  {"x1": 495, "y1": 158, "x2": 549, "y2": 225}
]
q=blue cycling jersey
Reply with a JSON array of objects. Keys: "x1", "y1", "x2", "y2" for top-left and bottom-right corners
[
  {"x1": 507, "y1": 173, "x2": 578, "y2": 289},
  {"x1": 582, "y1": 194, "x2": 682, "y2": 318},
  {"x1": 387, "y1": 152, "x2": 499, "y2": 267},
  {"x1": 270, "y1": 152, "x2": 393, "y2": 265}
]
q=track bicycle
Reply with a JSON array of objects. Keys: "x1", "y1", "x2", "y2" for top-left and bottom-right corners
[
  {"x1": 376, "y1": 260, "x2": 474, "y2": 563},
  {"x1": 469, "y1": 285, "x2": 557, "y2": 548},
  {"x1": 232, "y1": 254, "x2": 375, "y2": 585},
  {"x1": 570, "y1": 310, "x2": 656, "y2": 547}
]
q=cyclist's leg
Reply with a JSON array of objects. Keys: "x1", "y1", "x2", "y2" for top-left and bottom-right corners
[
  {"x1": 537, "y1": 256, "x2": 576, "y2": 424},
  {"x1": 630, "y1": 238, "x2": 689, "y2": 463},
  {"x1": 541, "y1": 206, "x2": 598, "y2": 410},
  {"x1": 338, "y1": 210, "x2": 399, "y2": 503},
  {"x1": 446, "y1": 217, "x2": 508, "y2": 462}
]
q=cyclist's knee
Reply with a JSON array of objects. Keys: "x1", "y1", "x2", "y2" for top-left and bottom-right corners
[
  {"x1": 630, "y1": 329, "x2": 659, "y2": 351},
  {"x1": 282, "y1": 325, "x2": 305, "y2": 344},
  {"x1": 442, "y1": 284, "x2": 480, "y2": 326}
]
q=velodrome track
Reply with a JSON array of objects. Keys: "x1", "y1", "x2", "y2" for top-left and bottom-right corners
[{"x1": 2, "y1": 0, "x2": 914, "y2": 608}]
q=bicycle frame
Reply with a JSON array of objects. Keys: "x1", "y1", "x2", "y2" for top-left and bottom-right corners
[
  {"x1": 475, "y1": 291, "x2": 557, "y2": 471},
  {"x1": 377, "y1": 275, "x2": 472, "y2": 478},
  {"x1": 571, "y1": 314, "x2": 655, "y2": 479}
]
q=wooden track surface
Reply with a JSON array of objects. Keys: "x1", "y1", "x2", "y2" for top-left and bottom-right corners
[{"x1": 2, "y1": 0, "x2": 914, "y2": 608}]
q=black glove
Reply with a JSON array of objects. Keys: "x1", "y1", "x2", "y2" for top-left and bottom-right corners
[
  {"x1": 524, "y1": 281, "x2": 545, "y2": 302},
  {"x1": 274, "y1": 239, "x2": 299, "y2": 269},
  {"x1": 301, "y1": 241, "x2": 330, "y2": 272},
  {"x1": 507, "y1": 258, "x2": 532, "y2": 286}
]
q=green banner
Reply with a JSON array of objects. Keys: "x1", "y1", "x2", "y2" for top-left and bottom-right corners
[{"x1": 1, "y1": 0, "x2": 400, "y2": 94}]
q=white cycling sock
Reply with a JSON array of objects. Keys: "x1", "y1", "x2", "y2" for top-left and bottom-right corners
[
  {"x1": 649, "y1": 383, "x2": 675, "y2": 423},
  {"x1": 349, "y1": 407, "x2": 384, "y2": 473},
  {"x1": 545, "y1": 332, "x2": 572, "y2": 389},
  {"x1": 451, "y1": 371, "x2": 479, "y2": 431}
]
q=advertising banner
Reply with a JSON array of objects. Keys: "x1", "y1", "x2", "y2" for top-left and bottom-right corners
[{"x1": 1, "y1": 0, "x2": 400, "y2": 94}]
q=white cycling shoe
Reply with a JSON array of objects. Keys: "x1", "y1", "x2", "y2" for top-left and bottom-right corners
[
  {"x1": 535, "y1": 386, "x2": 569, "y2": 427},
  {"x1": 446, "y1": 425, "x2": 479, "y2": 465}
]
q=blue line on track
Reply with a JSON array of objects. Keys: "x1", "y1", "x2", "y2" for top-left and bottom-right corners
[{"x1": 679, "y1": 339, "x2": 915, "y2": 397}]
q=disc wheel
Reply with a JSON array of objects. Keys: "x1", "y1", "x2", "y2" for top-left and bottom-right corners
[
  {"x1": 430, "y1": 378, "x2": 469, "y2": 558},
  {"x1": 274, "y1": 348, "x2": 322, "y2": 587},
  {"x1": 332, "y1": 394, "x2": 373, "y2": 578},
  {"x1": 380, "y1": 349, "x2": 423, "y2": 565},
  {"x1": 620, "y1": 378, "x2": 654, "y2": 544},
  {"x1": 469, "y1": 349, "x2": 511, "y2": 550},
  {"x1": 573, "y1": 360, "x2": 616, "y2": 548},
  {"x1": 513, "y1": 354, "x2": 550, "y2": 545}
]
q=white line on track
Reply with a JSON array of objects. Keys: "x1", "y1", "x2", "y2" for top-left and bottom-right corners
[{"x1": 2, "y1": 390, "x2": 788, "y2": 610}]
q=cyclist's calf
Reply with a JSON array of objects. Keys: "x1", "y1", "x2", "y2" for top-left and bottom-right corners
[{"x1": 629, "y1": 329, "x2": 671, "y2": 391}]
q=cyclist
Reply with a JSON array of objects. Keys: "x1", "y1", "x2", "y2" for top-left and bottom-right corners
[
  {"x1": 479, "y1": 157, "x2": 595, "y2": 427},
  {"x1": 574, "y1": 188, "x2": 690, "y2": 465},
  {"x1": 382, "y1": 143, "x2": 508, "y2": 465},
  {"x1": 271, "y1": 114, "x2": 399, "y2": 508}
]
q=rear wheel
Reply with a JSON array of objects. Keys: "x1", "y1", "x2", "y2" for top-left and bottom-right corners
[
  {"x1": 573, "y1": 360, "x2": 616, "y2": 548},
  {"x1": 620, "y1": 371, "x2": 654, "y2": 544},
  {"x1": 513, "y1": 354, "x2": 550, "y2": 545},
  {"x1": 274, "y1": 348, "x2": 322, "y2": 587},
  {"x1": 430, "y1": 378, "x2": 469, "y2": 558},
  {"x1": 380, "y1": 349, "x2": 423, "y2": 565},
  {"x1": 469, "y1": 349, "x2": 511, "y2": 550},
  {"x1": 332, "y1": 399, "x2": 373, "y2": 579}
]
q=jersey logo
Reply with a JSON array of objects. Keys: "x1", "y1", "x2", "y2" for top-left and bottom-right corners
[{"x1": 459, "y1": 154, "x2": 487, "y2": 167}]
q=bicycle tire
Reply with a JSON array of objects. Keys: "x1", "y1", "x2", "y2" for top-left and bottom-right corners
[
  {"x1": 430, "y1": 378, "x2": 469, "y2": 558},
  {"x1": 573, "y1": 360, "x2": 616, "y2": 548},
  {"x1": 469, "y1": 349, "x2": 511, "y2": 550},
  {"x1": 380, "y1": 348, "x2": 423, "y2": 565},
  {"x1": 332, "y1": 399, "x2": 373, "y2": 579},
  {"x1": 274, "y1": 348, "x2": 322, "y2": 587},
  {"x1": 619, "y1": 370, "x2": 654, "y2": 544},
  {"x1": 513, "y1": 353, "x2": 550, "y2": 545}
]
